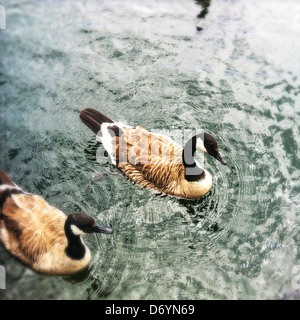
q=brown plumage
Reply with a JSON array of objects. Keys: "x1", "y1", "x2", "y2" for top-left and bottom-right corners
[
  {"x1": 0, "y1": 170, "x2": 112, "y2": 275},
  {"x1": 80, "y1": 108, "x2": 227, "y2": 199}
]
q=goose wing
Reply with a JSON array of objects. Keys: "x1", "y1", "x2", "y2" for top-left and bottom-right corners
[
  {"x1": 112, "y1": 126, "x2": 184, "y2": 191},
  {"x1": 1, "y1": 193, "x2": 66, "y2": 265}
]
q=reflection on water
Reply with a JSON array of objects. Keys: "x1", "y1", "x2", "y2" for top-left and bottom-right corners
[
  {"x1": 0, "y1": 0, "x2": 300, "y2": 300},
  {"x1": 195, "y1": 0, "x2": 211, "y2": 19},
  {"x1": 195, "y1": 0, "x2": 211, "y2": 31}
]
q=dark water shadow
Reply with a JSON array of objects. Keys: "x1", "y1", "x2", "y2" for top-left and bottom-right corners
[
  {"x1": 84, "y1": 138, "x2": 101, "y2": 162},
  {"x1": 195, "y1": 0, "x2": 212, "y2": 31},
  {"x1": 196, "y1": 0, "x2": 211, "y2": 19},
  {"x1": 63, "y1": 265, "x2": 92, "y2": 284}
]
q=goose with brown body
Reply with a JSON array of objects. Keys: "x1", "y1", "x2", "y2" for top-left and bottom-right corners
[
  {"x1": 0, "y1": 170, "x2": 112, "y2": 275},
  {"x1": 80, "y1": 108, "x2": 226, "y2": 199}
]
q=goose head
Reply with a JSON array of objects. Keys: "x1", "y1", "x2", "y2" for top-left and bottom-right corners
[
  {"x1": 65, "y1": 212, "x2": 113, "y2": 236},
  {"x1": 64, "y1": 212, "x2": 113, "y2": 260},
  {"x1": 196, "y1": 132, "x2": 227, "y2": 165}
]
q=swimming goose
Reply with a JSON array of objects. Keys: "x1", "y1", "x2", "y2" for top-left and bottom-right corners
[
  {"x1": 0, "y1": 169, "x2": 113, "y2": 275},
  {"x1": 80, "y1": 108, "x2": 226, "y2": 199}
]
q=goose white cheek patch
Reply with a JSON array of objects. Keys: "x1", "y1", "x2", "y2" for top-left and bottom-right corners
[
  {"x1": 196, "y1": 137, "x2": 208, "y2": 154},
  {"x1": 70, "y1": 225, "x2": 86, "y2": 236}
]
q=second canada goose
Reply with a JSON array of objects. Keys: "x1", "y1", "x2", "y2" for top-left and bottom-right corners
[
  {"x1": 80, "y1": 108, "x2": 226, "y2": 199},
  {"x1": 0, "y1": 169, "x2": 113, "y2": 275}
]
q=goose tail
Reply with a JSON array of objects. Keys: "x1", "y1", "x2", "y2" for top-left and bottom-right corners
[
  {"x1": 0, "y1": 170, "x2": 16, "y2": 188},
  {"x1": 80, "y1": 108, "x2": 126, "y2": 165},
  {"x1": 0, "y1": 170, "x2": 23, "y2": 214},
  {"x1": 79, "y1": 108, "x2": 114, "y2": 134}
]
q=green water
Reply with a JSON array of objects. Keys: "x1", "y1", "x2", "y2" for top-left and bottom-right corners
[{"x1": 0, "y1": 0, "x2": 300, "y2": 300}]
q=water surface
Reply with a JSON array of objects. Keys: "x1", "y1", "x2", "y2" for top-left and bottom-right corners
[{"x1": 0, "y1": 0, "x2": 300, "y2": 300}]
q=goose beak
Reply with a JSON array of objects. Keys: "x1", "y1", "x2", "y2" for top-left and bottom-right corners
[
  {"x1": 94, "y1": 225, "x2": 113, "y2": 234},
  {"x1": 215, "y1": 151, "x2": 227, "y2": 165}
]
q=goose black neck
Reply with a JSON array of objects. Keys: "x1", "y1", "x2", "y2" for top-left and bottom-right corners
[
  {"x1": 182, "y1": 134, "x2": 205, "y2": 182},
  {"x1": 64, "y1": 221, "x2": 86, "y2": 260}
]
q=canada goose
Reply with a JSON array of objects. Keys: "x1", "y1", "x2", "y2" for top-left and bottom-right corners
[
  {"x1": 80, "y1": 108, "x2": 226, "y2": 199},
  {"x1": 0, "y1": 170, "x2": 113, "y2": 275}
]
